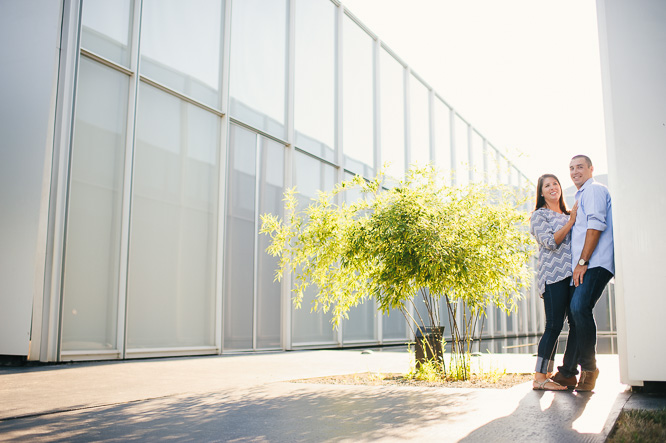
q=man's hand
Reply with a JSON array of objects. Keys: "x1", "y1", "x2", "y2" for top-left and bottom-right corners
[{"x1": 573, "y1": 264, "x2": 587, "y2": 287}]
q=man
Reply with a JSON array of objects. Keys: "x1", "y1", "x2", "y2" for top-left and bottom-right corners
[{"x1": 552, "y1": 155, "x2": 614, "y2": 392}]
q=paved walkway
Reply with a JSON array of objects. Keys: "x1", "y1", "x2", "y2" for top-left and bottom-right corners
[{"x1": 0, "y1": 349, "x2": 662, "y2": 442}]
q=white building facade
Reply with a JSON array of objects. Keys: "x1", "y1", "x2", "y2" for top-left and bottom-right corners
[
  {"x1": 2, "y1": 0, "x2": 602, "y2": 363},
  {"x1": 596, "y1": 0, "x2": 666, "y2": 387}
]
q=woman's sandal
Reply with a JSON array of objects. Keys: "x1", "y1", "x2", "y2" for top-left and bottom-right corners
[{"x1": 533, "y1": 378, "x2": 566, "y2": 391}]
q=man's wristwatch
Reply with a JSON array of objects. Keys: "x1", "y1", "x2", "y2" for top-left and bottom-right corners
[{"x1": 578, "y1": 258, "x2": 589, "y2": 266}]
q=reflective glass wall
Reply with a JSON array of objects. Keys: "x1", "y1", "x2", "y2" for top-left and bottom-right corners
[{"x1": 58, "y1": 0, "x2": 575, "y2": 361}]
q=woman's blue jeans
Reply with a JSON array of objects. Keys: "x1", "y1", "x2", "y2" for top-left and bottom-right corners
[
  {"x1": 558, "y1": 267, "x2": 613, "y2": 376},
  {"x1": 535, "y1": 276, "x2": 573, "y2": 373}
]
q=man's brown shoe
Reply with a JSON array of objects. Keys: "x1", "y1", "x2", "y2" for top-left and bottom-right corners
[
  {"x1": 575, "y1": 368, "x2": 600, "y2": 392},
  {"x1": 552, "y1": 372, "x2": 577, "y2": 389}
]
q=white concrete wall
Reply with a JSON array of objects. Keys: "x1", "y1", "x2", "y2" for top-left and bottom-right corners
[
  {"x1": 596, "y1": 0, "x2": 666, "y2": 385},
  {"x1": 0, "y1": 1, "x2": 62, "y2": 355}
]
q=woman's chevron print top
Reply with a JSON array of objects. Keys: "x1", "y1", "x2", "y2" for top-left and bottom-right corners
[{"x1": 530, "y1": 207, "x2": 573, "y2": 296}]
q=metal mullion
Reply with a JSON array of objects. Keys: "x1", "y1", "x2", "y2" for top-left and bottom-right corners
[
  {"x1": 252, "y1": 136, "x2": 261, "y2": 351},
  {"x1": 40, "y1": 0, "x2": 82, "y2": 362},
  {"x1": 139, "y1": 75, "x2": 224, "y2": 117},
  {"x1": 216, "y1": 0, "x2": 232, "y2": 355},
  {"x1": 286, "y1": 0, "x2": 295, "y2": 147},
  {"x1": 373, "y1": 38, "x2": 381, "y2": 175},
  {"x1": 410, "y1": 70, "x2": 432, "y2": 92},
  {"x1": 449, "y1": 109, "x2": 456, "y2": 186},
  {"x1": 403, "y1": 67, "x2": 410, "y2": 174},
  {"x1": 342, "y1": 7, "x2": 378, "y2": 41},
  {"x1": 229, "y1": 117, "x2": 290, "y2": 148},
  {"x1": 482, "y1": 139, "x2": 489, "y2": 184},
  {"x1": 80, "y1": 49, "x2": 134, "y2": 76},
  {"x1": 379, "y1": 42, "x2": 407, "y2": 69},
  {"x1": 118, "y1": 0, "x2": 143, "y2": 360},
  {"x1": 334, "y1": 2, "x2": 344, "y2": 347},
  {"x1": 335, "y1": 3, "x2": 343, "y2": 170},
  {"x1": 294, "y1": 146, "x2": 339, "y2": 169},
  {"x1": 282, "y1": 140, "x2": 293, "y2": 351},
  {"x1": 428, "y1": 89, "x2": 435, "y2": 165},
  {"x1": 467, "y1": 123, "x2": 473, "y2": 183},
  {"x1": 373, "y1": 37, "x2": 382, "y2": 344}
]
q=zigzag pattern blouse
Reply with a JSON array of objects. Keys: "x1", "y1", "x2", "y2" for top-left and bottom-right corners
[{"x1": 530, "y1": 207, "x2": 573, "y2": 296}]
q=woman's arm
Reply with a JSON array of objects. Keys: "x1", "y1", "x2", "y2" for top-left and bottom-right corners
[
  {"x1": 530, "y1": 210, "x2": 558, "y2": 250},
  {"x1": 553, "y1": 201, "x2": 578, "y2": 246}
]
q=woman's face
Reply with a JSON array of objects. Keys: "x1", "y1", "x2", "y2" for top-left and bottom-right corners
[{"x1": 541, "y1": 177, "x2": 561, "y2": 205}]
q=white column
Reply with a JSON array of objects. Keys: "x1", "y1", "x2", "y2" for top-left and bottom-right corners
[{"x1": 597, "y1": 0, "x2": 666, "y2": 386}]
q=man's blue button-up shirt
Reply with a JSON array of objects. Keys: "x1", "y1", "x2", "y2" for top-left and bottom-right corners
[{"x1": 571, "y1": 178, "x2": 615, "y2": 275}]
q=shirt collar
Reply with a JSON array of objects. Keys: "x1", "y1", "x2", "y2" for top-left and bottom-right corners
[{"x1": 575, "y1": 177, "x2": 595, "y2": 198}]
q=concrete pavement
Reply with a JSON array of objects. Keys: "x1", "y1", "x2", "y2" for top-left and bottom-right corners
[{"x1": 0, "y1": 349, "x2": 662, "y2": 442}]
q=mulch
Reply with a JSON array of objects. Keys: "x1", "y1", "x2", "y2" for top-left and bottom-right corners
[{"x1": 291, "y1": 372, "x2": 533, "y2": 389}]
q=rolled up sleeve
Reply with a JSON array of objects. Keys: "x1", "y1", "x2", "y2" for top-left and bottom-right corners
[
  {"x1": 584, "y1": 187, "x2": 608, "y2": 232},
  {"x1": 530, "y1": 211, "x2": 557, "y2": 250}
]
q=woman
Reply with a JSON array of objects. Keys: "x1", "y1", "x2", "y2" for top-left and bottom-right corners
[{"x1": 530, "y1": 174, "x2": 577, "y2": 391}]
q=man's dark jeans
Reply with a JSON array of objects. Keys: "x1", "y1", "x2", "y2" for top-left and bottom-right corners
[{"x1": 558, "y1": 266, "x2": 613, "y2": 377}]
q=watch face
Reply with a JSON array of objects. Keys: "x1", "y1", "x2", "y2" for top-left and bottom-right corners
[{"x1": 579, "y1": 259, "x2": 587, "y2": 266}]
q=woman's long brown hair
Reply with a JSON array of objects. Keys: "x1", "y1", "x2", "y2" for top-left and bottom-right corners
[{"x1": 534, "y1": 174, "x2": 569, "y2": 214}]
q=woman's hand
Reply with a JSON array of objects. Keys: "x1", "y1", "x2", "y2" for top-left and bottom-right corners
[{"x1": 569, "y1": 201, "x2": 578, "y2": 225}]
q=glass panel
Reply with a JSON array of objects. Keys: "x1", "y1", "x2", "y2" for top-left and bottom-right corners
[
  {"x1": 127, "y1": 82, "x2": 219, "y2": 348},
  {"x1": 453, "y1": 114, "x2": 469, "y2": 186},
  {"x1": 343, "y1": 299, "x2": 376, "y2": 342},
  {"x1": 61, "y1": 57, "x2": 128, "y2": 351},
  {"x1": 609, "y1": 283, "x2": 616, "y2": 332},
  {"x1": 593, "y1": 286, "x2": 612, "y2": 332},
  {"x1": 342, "y1": 15, "x2": 374, "y2": 175},
  {"x1": 438, "y1": 297, "x2": 454, "y2": 341},
  {"x1": 229, "y1": 0, "x2": 287, "y2": 139},
  {"x1": 292, "y1": 151, "x2": 337, "y2": 344},
  {"x1": 224, "y1": 125, "x2": 257, "y2": 350},
  {"x1": 81, "y1": 0, "x2": 133, "y2": 67},
  {"x1": 409, "y1": 75, "x2": 430, "y2": 167},
  {"x1": 506, "y1": 309, "x2": 515, "y2": 334},
  {"x1": 434, "y1": 99, "x2": 451, "y2": 184},
  {"x1": 486, "y1": 147, "x2": 499, "y2": 185},
  {"x1": 141, "y1": 0, "x2": 225, "y2": 109},
  {"x1": 494, "y1": 305, "x2": 504, "y2": 336},
  {"x1": 516, "y1": 298, "x2": 527, "y2": 334},
  {"x1": 256, "y1": 137, "x2": 285, "y2": 349},
  {"x1": 498, "y1": 156, "x2": 510, "y2": 185},
  {"x1": 341, "y1": 171, "x2": 376, "y2": 342},
  {"x1": 471, "y1": 131, "x2": 484, "y2": 183},
  {"x1": 379, "y1": 49, "x2": 405, "y2": 180},
  {"x1": 294, "y1": 0, "x2": 335, "y2": 162},
  {"x1": 382, "y1": 307, "x2": 407, "y2": 340}
]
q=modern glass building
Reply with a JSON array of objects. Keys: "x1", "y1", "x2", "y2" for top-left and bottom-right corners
[{"x1": 1, "y1": 0, "x2": 616, "y2": 362}]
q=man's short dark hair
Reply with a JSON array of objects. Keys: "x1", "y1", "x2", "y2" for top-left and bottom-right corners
[{"x1": 571, "y1": 155, "x2": 592, "y2": 167}]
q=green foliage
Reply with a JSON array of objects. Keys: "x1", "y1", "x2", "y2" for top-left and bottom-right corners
[
  {"x1": 469, "y1": 352, "x2": 508, "y2": 383},
  {"x1": 406, "y1": 357, "x2": 446, "y2": 382},
  {"x1": 261, "y1": 165, "x2": 534, "y2": 380}
]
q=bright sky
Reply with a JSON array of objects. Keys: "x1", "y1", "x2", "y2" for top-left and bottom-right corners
[{"x1": 343, "y1": 0, "x2": 608, "y2": 186}]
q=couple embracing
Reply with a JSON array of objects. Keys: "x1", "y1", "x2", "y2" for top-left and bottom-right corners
[{"x1": 530, "y1": 155, "x2": 614, "y2": 392}]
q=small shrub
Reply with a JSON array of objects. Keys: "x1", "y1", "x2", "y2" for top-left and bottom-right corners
[{"x1": 406, "y1": 357, "x2": 446, "y2": 382}]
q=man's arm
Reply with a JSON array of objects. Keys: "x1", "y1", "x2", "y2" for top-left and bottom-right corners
[{"x1": 572, "y1": 229, "x2": 602, "y2": 287}]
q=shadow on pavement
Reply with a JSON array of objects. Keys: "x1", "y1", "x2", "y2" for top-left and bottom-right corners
[
  {"x1": 460, "y1": 388, "x2": 625, "y2": 443},
  {"x1": 0, "y1": 384, "x2": 475, "y2": 442}
]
